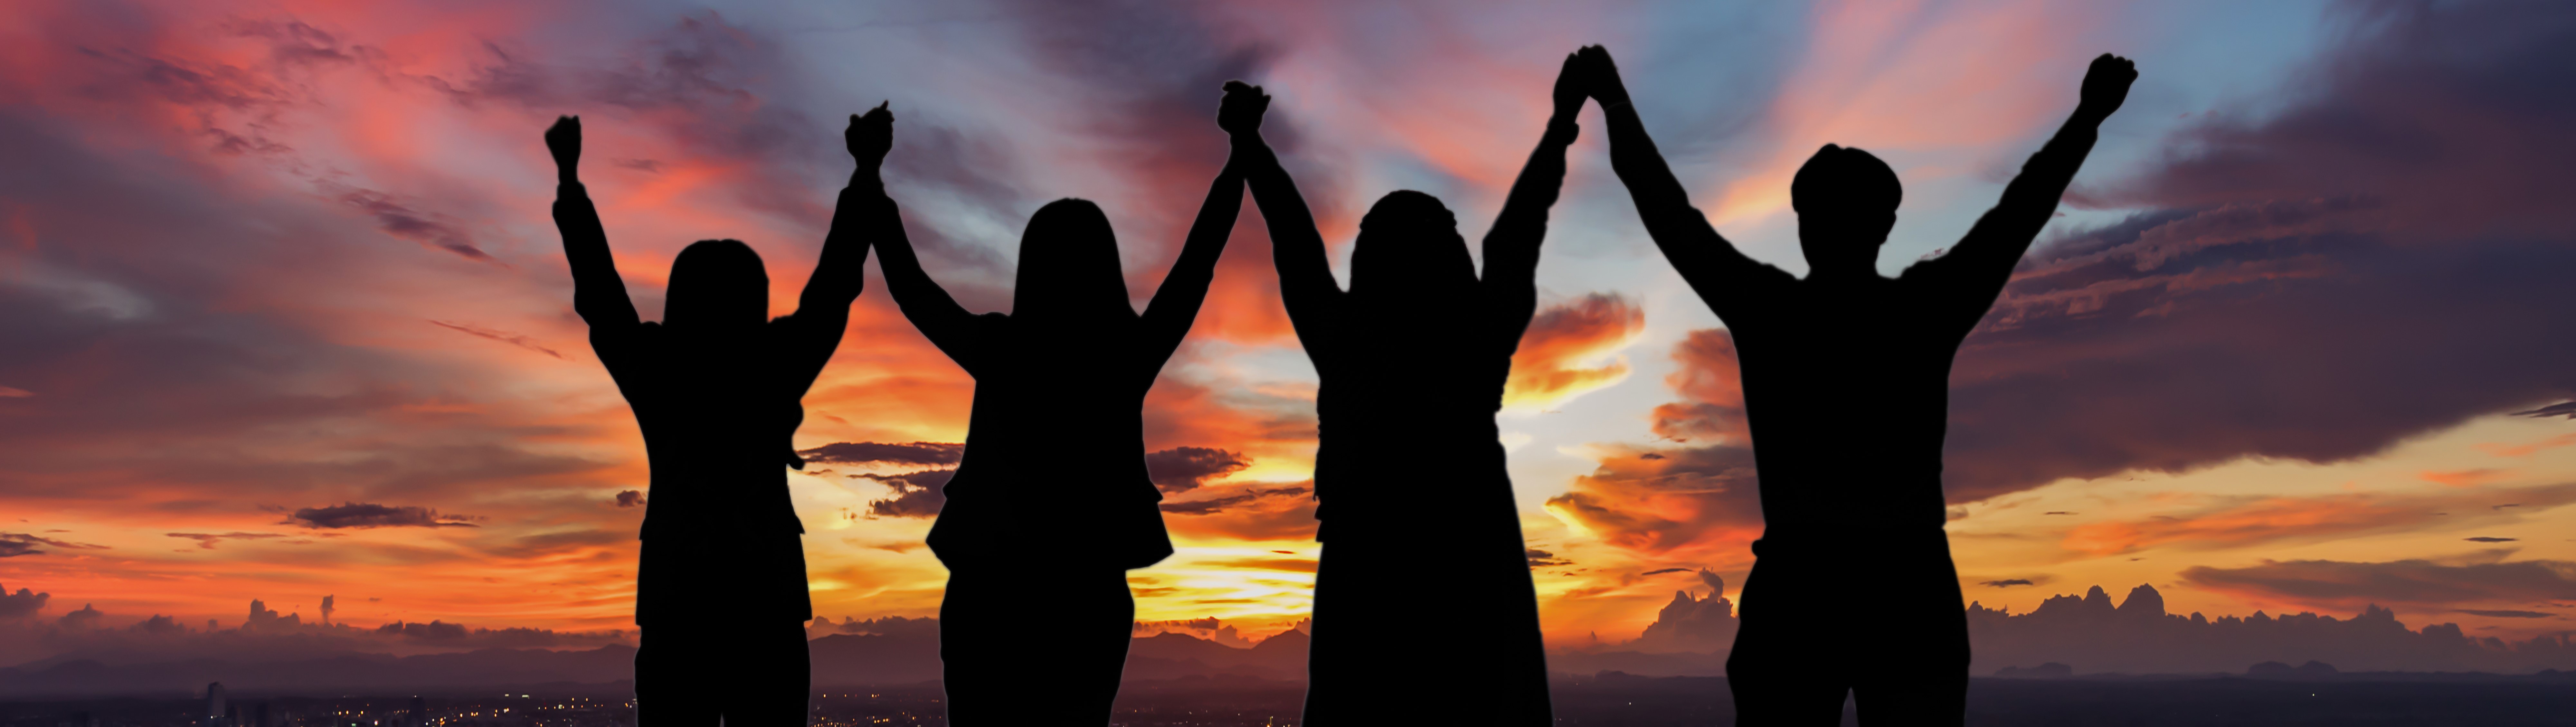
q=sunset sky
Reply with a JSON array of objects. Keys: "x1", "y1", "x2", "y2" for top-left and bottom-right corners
[{"x1": 3, "y1": 0, "x2": 2573, "y2": 660}]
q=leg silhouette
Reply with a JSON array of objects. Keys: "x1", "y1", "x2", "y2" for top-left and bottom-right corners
[{"x1": 1579, "y1": 46, "x2": 2135, "y2": 725}]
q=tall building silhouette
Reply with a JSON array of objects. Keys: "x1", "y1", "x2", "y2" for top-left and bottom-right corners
[{"x1": 206, "y1": 682, "x2": 227, "y2": 726}]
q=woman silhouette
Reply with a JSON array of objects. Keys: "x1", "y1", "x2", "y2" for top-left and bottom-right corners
[
  {"x1": 1231, "y1": 54, "x2": 1586, "y2": 726},
  {"x1": 866, "y1": 89, "x2": 1252, "y2": 724},
  {"x1": 545, "y1": 108, "x2": 882, "y2": 727}
]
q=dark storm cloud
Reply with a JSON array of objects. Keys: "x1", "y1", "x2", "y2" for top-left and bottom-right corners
[
  {"x1": 58, "y1": 603, "x2": 103, "y2": 629},
  {"x1": 615, "y1": 490, "x2": 645, "y2": 508},
  {"x1": 852, "y1": 468, "x2": 955, "y2": 519},
  {"x1": 337, "y1": 189, "x2": 491, "y2": 261},
  {"x1": 0, "y1": 585, "x2": 47, "y2": 618},
  {"x1": 2466, "y1": 537, "x2": 2519, "y2": 543},
  {"x1": 2457, "y1": 609, "x2": 2554, "y2": 619},
  {"x1": 285, "y1": 502, "x2": 481, "y2": 529},
  {"x1": 2182, "y1": 554, "x2": 2576, "y2": 605},
  {"x1": 1527, "y1": 549, "x2": 1571, "y2": 568},
  {"x1": 799, "y1": 441, "x2": 965, "y2": 467},
  {"x1": 2514, "y1": 402, "x2": 2576, "y2": 419},
  {"x1": 1143, "y1": 446, "x2": 1252, "y2": 492},
  {"x1": 1931, "y1": 0, "x2": 2576, "y2": 500},
  {"x1": 1155, "y1": 485, "x2": 1308, "y2": 515},
  {"x1": 0, "y1": 533, "x2": 109, "y2": 556},
  {"x1": 1983, "y1": 579, "x2": 2038, "y2": 588},
  {"x1": 1640, "y1": 568, "x2": 1693, "y2": 576}
]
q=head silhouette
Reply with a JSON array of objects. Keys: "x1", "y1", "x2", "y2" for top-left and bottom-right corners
[
  {"x1": 663, "y1": 239, "x2": 769, "y2": 333},
  {"x1": 1348, "y1": 191, "x2": 1475, "y2": 311},
  {"x1": 1789, "y1": 144, "x2": 1901, "y2": 278},
  {"x1": 1013, "y1": 199, "x2": 1136, "y2": 328}
]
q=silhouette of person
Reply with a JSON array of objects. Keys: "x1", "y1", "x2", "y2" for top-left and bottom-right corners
[
  {"x1": 547, "y1": 107, "x2": 884, "y2": 727},
  {"x1": 1232, "y1": 53, "x2": 1589, "y2": 726},
  {"x1": 865, "y1": 90, "x2": 1250, "y2": 725},
  {"x1": 1576, "y1": 47, "x2": 2137, "y2": 724}
]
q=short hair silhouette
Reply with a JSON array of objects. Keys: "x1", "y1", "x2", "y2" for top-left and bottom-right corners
[
  {"x1": 663, "y1": 239, "x2": 771, "y2": 331},
  {"x1": 1790, "y1": 145, "x2": 1902, "y2": 272}
]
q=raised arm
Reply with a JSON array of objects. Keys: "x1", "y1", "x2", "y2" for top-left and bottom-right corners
[
  {"x1": 1230, "y1": 82, "x2": 1342, "y2": 362},
  {"x1": 860, "y1": 108, "x2": 991, "y2": 373},
  {"x1": 1134, "y1": 88, "x2": 1252, "y2": 376},
  {"x1": 546, "y1": 117, "x2": 640, "y2": 331},
  {"x1": 1580, "y1": 46, "x2": 1780, "y2": 317},
  {"x1": 1910, "y1": 54, "x2": 2136, "y2": 316},
  {"x1": 1482, "y1": 52, "x2": 1586, "y2": 349},
  {"x1": 777, "y1": 106, "x2": 891, "y2": 384}
]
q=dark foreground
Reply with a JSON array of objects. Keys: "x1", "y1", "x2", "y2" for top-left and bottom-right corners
[{"x1": 6, "y1": 674, "x2": 2575, "y2": 727}]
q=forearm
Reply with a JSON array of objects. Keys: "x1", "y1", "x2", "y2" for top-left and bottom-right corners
[
  {"x1": 799, "y1": 169, "x2": 881, "y2": 312},
  {"x1": 1172, "y1": 159, "x2": 1244, "y2": 283},
  {"x1": 1238, "y1": 137, "x2": 1331, "y2": 282},
  {"x1": 1601, "y1": 103, "x2": 1697, "y2": 216},
  {"x1": 1482, "y1": 116, "x2": 1577, "y2": 285},
  {"x1": 553, "y1": 182, "x2": 636, "y2": 325},
  {"x1": 2000, "y1": 111, "x2": 2103, "y2": 210}
]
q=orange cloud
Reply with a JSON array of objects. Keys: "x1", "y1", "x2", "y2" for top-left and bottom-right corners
[
  {"x1": 1503, "y1": 293, "x2": 1643, "y2": 409},
  {"x1": 2419, "y1": 468, "x2": 2512, "y2": 487},
  {"x1": 2478, "y1": 433, "x2": 2576, "y2": 458},
  {"x1": 2060, "y1": 483, "x2": 2576, "y2": 557}
]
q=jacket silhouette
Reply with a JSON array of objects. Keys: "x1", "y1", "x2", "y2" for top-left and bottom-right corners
[
  {"x1": 865, "y1": 93, "x2": 1248, "y2": 725},
  {"x1": 546, "y1": 110, "x2": 879, "y2": 727},
  {"x1": 1578, "y1": 47, "x2": 2136, "y2": 725},
  {"x1": 1231, "y1": 53, "x2": 1588, "y2": 726}
]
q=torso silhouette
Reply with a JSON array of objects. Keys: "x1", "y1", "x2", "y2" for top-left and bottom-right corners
[
  {"x1": 1717, "y1": 269, "x2": 1987, "y2": 542},
  {"x1": 1308, "y1": 312, "x2": 1520, "y2": 539},
  {"x1": 604, "y1": 329, "x2": 818, "y2": 537},
  {"x1": 922, "y1": 320, "x2": 1172, "y2": 570}
]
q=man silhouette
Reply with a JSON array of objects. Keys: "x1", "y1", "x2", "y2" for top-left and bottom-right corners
[
  {"x1": 1577, "y1": 47, "x2": 2136, "y2": 724},
  {"x1": 546, "y1": 107, "x2": 882, "y2": 727}
]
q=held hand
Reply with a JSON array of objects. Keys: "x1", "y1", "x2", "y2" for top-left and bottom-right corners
[
  {"x1": 1576, "y1": 45, "x2": 1631, "y2": 107},
  {"x1": 2077, "y1": 53, "x2": 2137, "y2": 122},
  {"x1": 1552, "y1": 51, "x2": 1586, "y2": 119},
  {"x1": 1217, "y1": 80, "x2": 1270, "y2": 137},
  {"x1": 545, "y1": 116, "x2": 581, "y2": 173},
  {"x1": 848, "y1": 102, "x2": 893, "y2": 167}
]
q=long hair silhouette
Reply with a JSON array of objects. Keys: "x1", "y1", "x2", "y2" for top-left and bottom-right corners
[
  {"x1": 866, "y1": 92, "x2": 1249, "y2": 725},
  {"x1": 545, "y1": 108, "x2": 880, "y2": 727},
  {"x1": 1229, "y1": 52, "x2": 1588, "y2": 726},
  {"x1": 1578, "y1": 45, "x2": 2136, "y2": 725}
]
